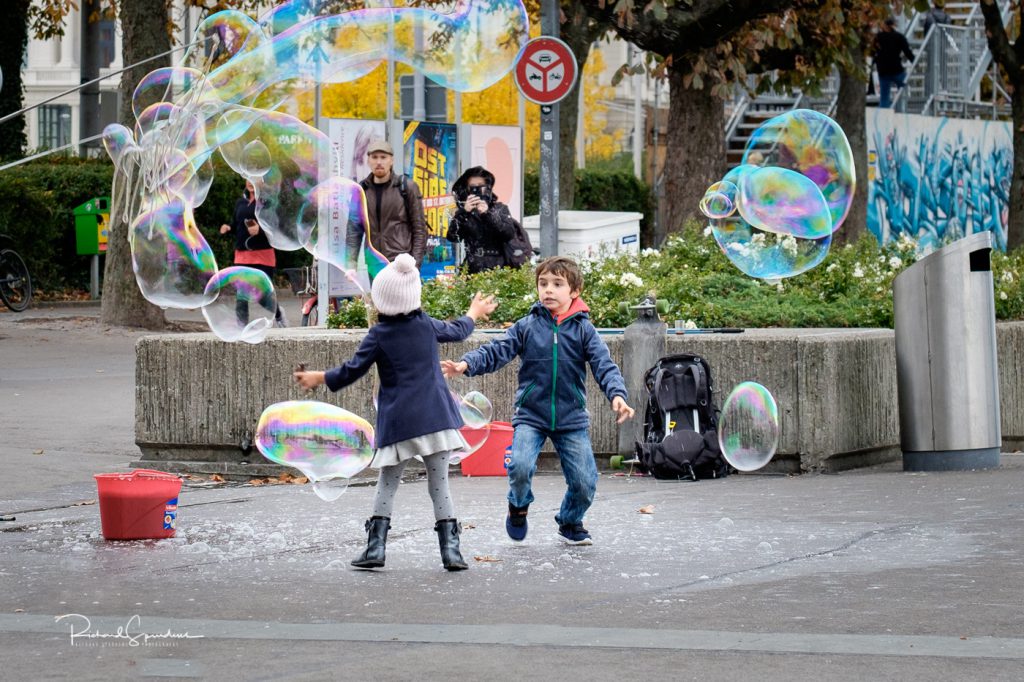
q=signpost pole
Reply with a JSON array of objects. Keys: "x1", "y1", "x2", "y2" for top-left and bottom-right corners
[{"x1": 540, "y1": 0, "x2": 559, "y2": 258}]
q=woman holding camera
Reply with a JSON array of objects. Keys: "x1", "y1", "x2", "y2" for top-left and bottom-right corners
[
  {"x1": 446, "y1": 166, "x2": 521, "y2": 274},
  {"x1": 219, "y1": 179, "x2": 287, "y2": 327}
]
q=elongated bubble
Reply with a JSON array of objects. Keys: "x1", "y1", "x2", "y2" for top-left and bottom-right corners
[
  {"x1": 105, "y1": 0, "x2": 529, "y2": 338},
  {"x1": 201, "y1": 266, "x2": 276, "y2": 344},
  {"x1": 255, "y1": 401, "x2": 375, "y2": 500}
]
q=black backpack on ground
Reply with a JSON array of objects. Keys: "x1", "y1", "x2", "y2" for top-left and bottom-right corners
[
  {"x1": 634, "y1": 353, "x2": 732, "y2": 481},
  {"x1": 503, "y1": 217, "x2": 536, "y2": 268}
]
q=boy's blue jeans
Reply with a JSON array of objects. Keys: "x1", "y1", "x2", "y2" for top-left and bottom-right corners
[{"x1": 507, "y1": 423, "x2": 598, "y2": 526}]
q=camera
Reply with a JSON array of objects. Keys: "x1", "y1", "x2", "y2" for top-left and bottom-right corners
[{"x1": 468, "y1": 185, "x2": 492, "y2": 199}]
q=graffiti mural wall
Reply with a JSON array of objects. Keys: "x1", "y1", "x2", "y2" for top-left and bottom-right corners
[{"x1": 867, "y1": 108, "x2": 1011, "y2": 252}]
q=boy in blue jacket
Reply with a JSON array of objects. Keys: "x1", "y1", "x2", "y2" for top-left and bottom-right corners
[{"x1": 443, "y1": 256, "x2": 634, "y2": 545}]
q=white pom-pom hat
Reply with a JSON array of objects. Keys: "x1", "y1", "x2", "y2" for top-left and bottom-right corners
[{"x1": 370, "y1": 253, "x2": 422, "y2": 315}]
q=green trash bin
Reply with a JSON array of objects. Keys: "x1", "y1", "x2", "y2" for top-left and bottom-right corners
[{"x1": 73, "y1": 197, "x2": 110, "y2": 256}]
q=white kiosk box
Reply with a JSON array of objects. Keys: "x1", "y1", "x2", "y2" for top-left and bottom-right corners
[{"x1": 522, "y1": 211, "x2": 642, "y2": 259}]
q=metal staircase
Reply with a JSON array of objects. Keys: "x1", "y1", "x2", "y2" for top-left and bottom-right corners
[{"x1": 724, "y1": 1, "x2": 1014, "y2": 159}]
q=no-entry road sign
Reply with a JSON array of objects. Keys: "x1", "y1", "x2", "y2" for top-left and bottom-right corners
[{"x1": 514, "y1": 37, "x2": 579, "y2": 106}]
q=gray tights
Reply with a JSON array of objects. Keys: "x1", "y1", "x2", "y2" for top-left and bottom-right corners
[{"x1": 371, "y1": 451, "x2": 455, "y2": 520}]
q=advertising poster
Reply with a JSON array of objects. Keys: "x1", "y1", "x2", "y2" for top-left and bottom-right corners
[
  {"x1": 467, "y1": 124, "x2": 524, "y2": 222},
  {"x1": 324, "y1": 118, "x2": 386, "y2": 297},
  {"x1": 403, "y1": 120, "x2": 459, "y2": 280}
]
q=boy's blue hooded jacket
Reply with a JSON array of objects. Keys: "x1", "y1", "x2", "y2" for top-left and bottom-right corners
[{"x1": 461, "y1": 300, "x2": 627, "y2": 432}]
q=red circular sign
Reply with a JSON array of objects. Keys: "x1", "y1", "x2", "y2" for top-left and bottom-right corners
[{"x1": 514, "y1": 37, "x2": 579, "y2": 106}]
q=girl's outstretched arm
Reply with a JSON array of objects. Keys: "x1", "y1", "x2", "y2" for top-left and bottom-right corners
[
  {"x1": 325, "y1": 334, "x2": 379, "y2": 391},
  {"x1": 432, "y1": 292, "x2": 498, "y2": 343}
]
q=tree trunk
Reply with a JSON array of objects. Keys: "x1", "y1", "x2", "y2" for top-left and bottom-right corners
[
  {"x1": 556, "y1": 43, "x2": 591, "y2": 210},
  {"x1": 1010, "y1": 86, "x2": 1024, "y2": 252},
  {"x1": 102, "y1": 0, "x2": 170, "y2": 328},
  {"x1": 558, "y1": 7, "x2": 602, "y2": 210},
  {"x1": 664, "y1": 60, "x2": 725, "y2": 236},
  {"x1": 0, "y1": 0, "x2": 29, "y2": 160},
  {"x1": 834, "y1": 62, "x2": 867, "y2": 245}
]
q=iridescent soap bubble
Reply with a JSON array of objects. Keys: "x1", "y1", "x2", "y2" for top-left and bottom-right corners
[
  {"x1": 743, "y1": 108, "x2": 855, "y2": 232},
  {"x1": 449, "y1": 389, "x2": 493, "y2": 465},
  {"x1": 699, "y1": 181, "x2": 738, "y2": 220},
  {"x1": 718, "y1": 382, "x2": 780, "y2": 472},
  {"x1": 737, "y1": 167, "x2": 832, "y2": 240},
  {"x1": 218, "y1": 109, "x2": 331, "y2": 251},
  {"x1": 200, "y1": 266, "x2": 276, "y2": 344},
  {"x1": 711, "y1": 216, "x2": 831, "y2": 281},
  {"x1": 241, "y1": 140, "x2": 272, "y2": 176},
  {"x1": 130, "y1": 197, "x2": 218, "y2": 309},
  {"x1": 255, "y1": 400, "x2": 375, "y2": 501},
  {"x1": 103, "y1": 0, "x2": 530, "y2": 341},
  {"x1": 700, "y1": 109, "x2": 854, "y2": 279},
  {"x1": 298, "y1": 176, "x2": 387, "y2": 278}
]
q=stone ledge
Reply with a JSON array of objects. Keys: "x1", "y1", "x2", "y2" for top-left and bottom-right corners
[{"x1": 134, "y1": 322, "x2": 1024, "y2": 474}]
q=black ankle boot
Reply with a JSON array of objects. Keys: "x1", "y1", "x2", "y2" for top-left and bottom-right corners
[
  {"x1": 434, "y1": 518, "x2": 468, "y2": 571},
  {"x1": 351, "y1": 516, "x2": 390, "y2": 569}
]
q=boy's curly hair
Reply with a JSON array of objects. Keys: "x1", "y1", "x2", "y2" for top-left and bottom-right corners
[{"x1": 535, "y1": 256, "x2": 583, "y2": 292}]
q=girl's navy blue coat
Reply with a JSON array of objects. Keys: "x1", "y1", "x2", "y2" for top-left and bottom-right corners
[{"x1": 324, "y1": 311, "x2": 475, "y2": 448}]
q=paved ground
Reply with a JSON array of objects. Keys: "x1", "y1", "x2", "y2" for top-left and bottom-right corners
[{"x1": 1, "y1": 303, "x2": 1023, "y2": 681}]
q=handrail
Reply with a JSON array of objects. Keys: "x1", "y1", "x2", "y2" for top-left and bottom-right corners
[{"x1": 724, "y1": 91, "x2": 749, "y2": 143}]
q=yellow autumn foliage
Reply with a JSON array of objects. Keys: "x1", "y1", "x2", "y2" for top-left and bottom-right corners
[{"x1": 307, "y1": 40, "x2": 624, "y2": 166}]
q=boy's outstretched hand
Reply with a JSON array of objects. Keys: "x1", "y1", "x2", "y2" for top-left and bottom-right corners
[
  {"x1": 441, "y1": 360, "x2": 468, "y2": 378},
  {"x1": 467, "y1": 292, "x2": 498, "y2": 322},
  {"x1": 294, "y1": 370, "x2": 326, "y2": 391},
  {"x1": 611, "y1": 396, "x2": 635, "y2": 424}
]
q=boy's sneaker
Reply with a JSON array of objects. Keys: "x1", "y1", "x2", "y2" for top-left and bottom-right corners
[
  {"x1": 558, "y1": 523, "x2": 593, "y2": 545},
  {"x1": 505, "y1": 504, "x2": 529, "y2": 541}
]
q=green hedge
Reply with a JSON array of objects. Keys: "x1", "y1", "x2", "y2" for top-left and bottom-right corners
[
  {"x1": 327, "y1": 224, "x2": 1024, "y2": 330},
  {"x1": 524, "y1": 168, "x2": 654, "y2": 241},
  {"x1": 0, "y1": 157, "x2": 310, "y2": 294}
]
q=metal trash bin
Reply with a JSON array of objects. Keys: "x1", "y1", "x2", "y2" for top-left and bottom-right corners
[{"x1": 893, "y1": 232, "x2": 1001, "y2": 471}]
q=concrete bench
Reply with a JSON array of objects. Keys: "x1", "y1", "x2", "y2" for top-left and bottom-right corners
[{"x1": 133, "y1": 322, "x2": 1024, "y2": 477}]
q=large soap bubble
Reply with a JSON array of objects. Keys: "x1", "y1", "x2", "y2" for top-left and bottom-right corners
[
  {"x1": 700, "y1": 110, "x2": 854, "y2": 279},
  {"x1": 201, "y1": 266, "x2": 277, "y2": 344},
  {"x1": 129, "y1": 197, "x2": 218, "y2": 309},
  {"x1": 299, "y1": 176, "x2": 388, "y2": 279},
  {"x1": 255, "y1": 401, "x2": 375, "y2": 501},
  {"x1": 446, "y1": 389, "x2": 493, "y2": 465},
  {"x1": 102, "y1": 0, "x2": 529, "y2": 341},
  {"x1": 717, "y1": 382, "x2": 780, "y2": 472}
]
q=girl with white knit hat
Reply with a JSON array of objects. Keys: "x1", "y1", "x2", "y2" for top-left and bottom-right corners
[{"x1": 295, "y1": 253, "x2": 497, "y2": 571}]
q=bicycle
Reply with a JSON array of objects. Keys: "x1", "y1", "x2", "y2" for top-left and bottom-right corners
[
  {"x1": 0, "y1": 234, "x2": 32, "y2": 312},
  {"x1": 283, "y1": 264, "x2": 322, "y2": 327}
]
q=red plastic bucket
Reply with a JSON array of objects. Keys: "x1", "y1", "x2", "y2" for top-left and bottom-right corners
[
  {"x1": 460, "y1": 422, "x2": 514, "y2": 477},
  {"x1": 94, "y1": 469, "x2": 182, "y2": 540}
]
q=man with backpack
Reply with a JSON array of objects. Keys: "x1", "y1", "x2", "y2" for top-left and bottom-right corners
[
  {"x1": 446, "y1": 166, "x2": 533, "y2": 273},
  {"x1": 348, "y1": 139, "x2": 427, "y2": 271}
]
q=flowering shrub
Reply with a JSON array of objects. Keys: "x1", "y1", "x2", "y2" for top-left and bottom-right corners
[{"x1": 327, "y1": 223, "x2": 1024, "y2": 329}]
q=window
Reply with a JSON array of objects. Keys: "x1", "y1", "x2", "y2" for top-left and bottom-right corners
[
  {"x1": 99, "y1": 20, "x2": 116, "y2": 68},
  {"x1": 38, "y1": 105, "x2": 72, "y2": 151}
]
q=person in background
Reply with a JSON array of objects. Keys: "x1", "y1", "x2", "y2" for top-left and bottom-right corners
[
  {"x1": 446, "y1": 166, "x2": 521, "y2": 274},
  {"x1": 347, "y1": 139, "x2": 427, "y2": 272},
  {"x1": 873, "y1": 17, "x2": 915, "y2": 110},
  {"x1": 219, "y1": 179, "x2": 287, "y2": 328},
  {"x1": 922, "y1": 1, "x2": 952, "y2": 34}
]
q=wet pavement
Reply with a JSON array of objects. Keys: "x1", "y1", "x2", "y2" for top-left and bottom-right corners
[{"x1": 1, "y1": 304, "x2": 1023, "y2": 681}]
